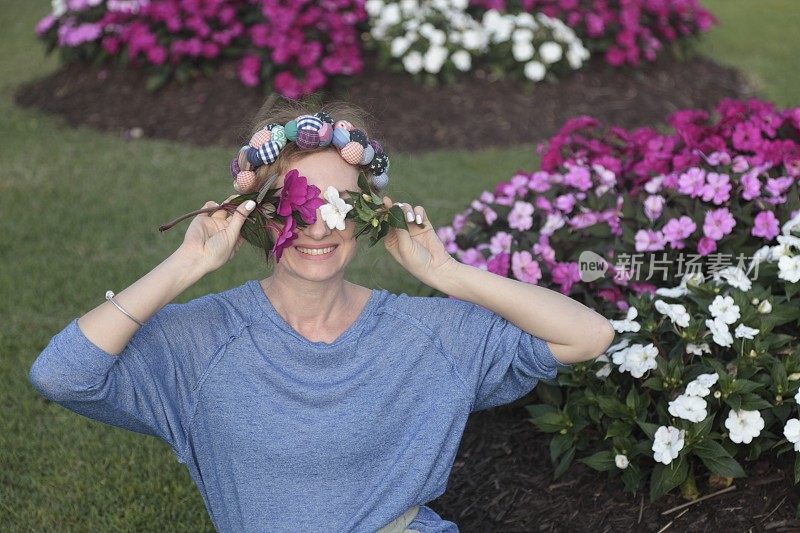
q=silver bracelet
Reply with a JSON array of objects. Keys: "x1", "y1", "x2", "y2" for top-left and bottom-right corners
[{"x1": 105, "y1": 290, "x2": 146, "y2": 327}]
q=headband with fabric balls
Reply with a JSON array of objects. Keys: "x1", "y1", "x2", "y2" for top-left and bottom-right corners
[{"x1": 229, "y1": 111, "x2": 390, "y2": 194}]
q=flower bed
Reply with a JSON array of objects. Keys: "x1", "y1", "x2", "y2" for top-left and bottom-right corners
[{"x1": 437, "y1": 98, "x2": 800, "y2": 500}]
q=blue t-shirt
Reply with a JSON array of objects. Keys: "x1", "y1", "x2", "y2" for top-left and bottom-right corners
[{"x1": 28, "y1": 279, "x2": 569, "y2": 532}]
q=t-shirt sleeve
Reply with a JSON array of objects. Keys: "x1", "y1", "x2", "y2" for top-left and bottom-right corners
[
  {"x1": 28, "y1": 303, "x2": 201, "y2": 462},
  {"x1": 431, "y1": 296, "x2": 572, "y2": 412}
]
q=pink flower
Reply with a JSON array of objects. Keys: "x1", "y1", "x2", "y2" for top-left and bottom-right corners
[
  {"x1": 511, "y1": 251, "x2": 543, "y2": 284},
  {"x1": 489, "y1": 231, "x2": 513, "y2": 255},
  {"x1": 487, "y1": 252, "x2": 510, "y2": 277},
  {"x1": 276, "y1": 169, "x2": 326, "y2": 224},
  {"x1": 508, "y1": 201, "x2": 535, "y2": 231},
  {"x1": 271, "y1": 215, "x2": 297, "y2": 263},
  {"x1": 752, "y1": 211, "x2": 780, "y2": 240},
  {"x1": 700, "y1": 172, "x2": 731, "y2": 204},
  {"x1": 459, "y1": 248, "x2": 487, "y2": 269},
  {"x1": 238, "y1": 54, "x2": 261, "y2": 87},
  {"x1": 703, "y1": 208, "x2": 736, "y2": 241},
  {"x1": 677, "y1": 167, "x2": 705, "y2": 197},
  {"x1": 662, "y1": 216, "x2": 696, "y2": 248},
  {"x1": 35, "y1": 15, "x2": 56, "y2": 36},
  {"x1": 634, "y1": 229, "x2": 666, "y2": 252},
  {"x1": 551, "y1": 261, "x2": 581, "y2": 293},
  {"x1": 740, "y1": 168, "x2": 761, "y2": 200},
  {"x1": 644, "y1": 195, "x2": 665, "y2": 221},
  {"x1": 697, "y1": 236, "x2": 717, "y2": 256}
]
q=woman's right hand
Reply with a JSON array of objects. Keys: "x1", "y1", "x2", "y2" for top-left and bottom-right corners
[{"x1": 176, "y1": 198, "x2": 256, "y2": 276}]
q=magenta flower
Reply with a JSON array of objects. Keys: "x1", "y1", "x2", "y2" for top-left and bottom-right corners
[
  {"x1": 697, "y1": 236, "x2": 717, "y2": 256},
  {"x1": 512, "y1": 251, "x2": 543, "y2": 284},
  {"x1": 271, "y1": 215, "x2": 297, "y2": 263},
  {"x1": 487, "y1": 252, "x2": 510, "y2": 277},
  {"x1": 277, "y1": 169, "x2": 325, "y2": 224},
  {"x1": 677, "y1": 167, "x2": 705, "y2": 197},
  {"x1": 634, "y1": 229, "x2": 666, "y2": 252},
  {"x1": 752, "y1": 211, "x2": 780, "y2": 240},
  {"x1": 703, "y1": 208, "x2": 736, "y2": 241},
  {"x1": 239, "y1": 54, "x2": 261, "y2": 87},
  {"x1": 740, "y1": 168, "x2": 761, "y2": 200},
  {"x1": 508, "y1": 201, "x2": 535, "y2": 231},
  {"x1": 662, "y1": 216, "x2": 696, "y2": 249}
]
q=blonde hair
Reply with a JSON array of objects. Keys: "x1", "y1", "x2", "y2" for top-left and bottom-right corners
[{"x1": 243, "y1": 94, "x2": 385, "y2": 196}]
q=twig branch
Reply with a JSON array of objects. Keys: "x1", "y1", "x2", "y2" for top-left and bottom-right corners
[{"x1": 661, "y1": 485, "x2": 737, "y2": 516}]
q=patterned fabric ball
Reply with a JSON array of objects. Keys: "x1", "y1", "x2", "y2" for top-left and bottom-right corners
[
  {"x1": 258, "y1": 140, "x2": 282, "y2": 164},
  {"x1": 372, "y1": 172, "x2": 389, "y2": 189},
  {"x1": 284, "y1": 120, "x2": 298, "y2": 141},
  {"x1": 368, "y1": 139, "x2": 383, "y2": 155},
  {"x1": 229, "y1": 156, "x2": 240, "y2": 178},
  {"x1": 237, "y1": 145, "x2": 253, "y2": 171},
  {"x1": 334, "y1": 120, "x2": 353, "y2": 131},
  {"x1": 296, "y1": 129, "x2": 320, "y2": 150},
  {"x1": 315, "y1": 111, "x2": 333, "y2": 124},
  {"x1": 318, "y1": 122, "x2": 333, "y2": 146},
  {"x1": 369, "y1": 153, "x2": 389, "y2": 174},
  {"x1": 340, "y1": 142, "x2": 365, "y2": 165},
  {"x1": 270, "y1": 125, "x2": 287, "y2": 148},
  {"x1": 249, "y1": 129, "x2": 271, "y2": 149},
  {"x1": 359, "y1": 144, "x2": 375, "y2": 165},
  {"x1": 332, "y1": 127, "x2": 350, "y2": 149},
  {"x1": 296, "y1": 115, "x2": 323, "y2": 132},
  {"x1": 349, "y1": 128, "x2": 368, "y2": 147},
  {"x1": 234, "y1": 170, "x2": 258, "y2": 193}
]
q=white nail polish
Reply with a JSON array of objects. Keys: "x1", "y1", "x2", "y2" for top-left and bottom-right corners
[
  {"x1": 415, "y1": 214, "x2": 422, "y2": 224},
  {"x1": 406, "y1": 211, "x2": 413, "y2": 222}
]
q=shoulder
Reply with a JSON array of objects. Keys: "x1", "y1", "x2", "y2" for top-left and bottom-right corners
[{"x1": 377, "y1": 291, "x2": 494, "y2": 340}]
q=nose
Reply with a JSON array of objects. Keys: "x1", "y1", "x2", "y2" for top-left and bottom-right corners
[{"x1": 302, "y1": 206, "x2": 333, "y2": 239}]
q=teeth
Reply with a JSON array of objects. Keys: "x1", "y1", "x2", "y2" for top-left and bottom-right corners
[{"x1": 297, "y1": 246, "x2": 335, "y2": 255}]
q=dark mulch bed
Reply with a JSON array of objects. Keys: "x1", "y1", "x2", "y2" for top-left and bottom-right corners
[
  {"x1": 14, "y1": 52, "x2": 755, "y2": 153},
  {"x1": 437, "y1": 404, "x2": 800, "y2": 532}
]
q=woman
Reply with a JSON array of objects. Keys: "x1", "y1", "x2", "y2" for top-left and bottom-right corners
[{"x1": 29, "y1": 99, "x2": 615, "y2": 532}]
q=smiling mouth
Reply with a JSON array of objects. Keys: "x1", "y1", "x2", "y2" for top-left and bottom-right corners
[{"x1": 295, "y1": 245, "x2": 338, "y2": 256}]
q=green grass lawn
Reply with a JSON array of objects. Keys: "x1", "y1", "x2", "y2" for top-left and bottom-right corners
[{"x1": 2, "y1": 0, "x2": 798, "y2": 530}]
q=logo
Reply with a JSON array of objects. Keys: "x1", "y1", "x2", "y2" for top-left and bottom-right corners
[{"x1": 579, "y1": 251, "x2": 608, "y2": 282}]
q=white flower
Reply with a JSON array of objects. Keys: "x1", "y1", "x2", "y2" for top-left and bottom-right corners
[
  {"x1": 725, "y1": 409, "x2": 765, "y2": 444},
  {"x1": 429, "y1": 29, "x2": 446, "y2": 47},
  {"x1": 515, "y1": 12, "x2": 537, "y2": 29},
  {"x1": 610, "y1": 306, "x2": 640, "y2": 333},
  {"x1": 784, "y1": 419, "x2": 800, "y2": 452},
  {"x1": 51, "y1": 0, "x2": 67, "y2": 17},
  {"x1": 668, "y1": 394, "x2": 708, "y2": 423},
  {"x1": 399, "y1": 0, "x2": 417, "y2": 16},
  {"x1": 595, "y1": 338, "x2": 629, "y2": 379},
  {"x1": 460, "y1": 28, "x2": 486, "y2": 51},
  {"x1": 423, "y1": 45, "x2": 448, "y2": 73},
  {"x1": 615, "y1": 454, "x2": 629, "y2": 469},
  {"x1": 778, "y1": 234, "x2": 800, "y2": 250},
  {"x1": 512, "y1": 41, "x2": 535, "y2": 62},
  {"x1": 319, "y1": 186, "x2": 353, "y2": 231},
  {"x1": 523, "y1": 61, "x2": 546, "y2": 81},
  {"x1": 652, "y1": 426, "x2": 685, "y2": 465},
  {"x1": 705, "y1": 317, "x2": 733, "y2": 348},
  {"x1": 381, "y1": 3, "x2": 401, "y2": 26},
  {"x1": 512, "y1": 28, "x2": 534, "y2": 43},
  {"x1": 747, "y1": 245, "x2": 773, "y2": 275},
  {"x1": 795, "y1": 389, "x2": 800, "y2": 404},
  {"x1": 708, "y1": 295, "x2": 740, "y2": 325},
  {"x1": 390, "y1": 36, "x2": 411, "y2": 57},
  {"x1": 655, "y1": 284, "x2": 688, "y2": 298},
  {"x1": 612, "y1": 343, "x2": 658, "y2": 378},
  {"x1": 713, "y1": 266, "x2": 752, "y2": 292},
  {"x1": 538, "y1": 41, "x2": 563, "y2": 63},
  {"x1": 778, "y1": 254, "x2": 800, "y2": 283},
  {"x1": 734, "y1": 323, "x2": 760, "y2": 339},
  {"x1": 450, "y1": 49, "x2": 471, "y2": 71},
  {"x1": 685, "y1": 373, "x2": 719, "y2": 397},
  {"x1": 566, "y1": 43, "x2": 590, "y2": 69},
  {"x1": 402, "y1": 50, "x2": 423, "y2": 74},
  {"x1": 757, "y1": 299, "x2": 772, "y2": 314},
  {"x1": 782, "y1": 210, "x2": 800, "y2": 236},
  {"x1": 365, "y1": 0, "x2": 384, "y2": 17},
  {"x1": 654, "y1": 300, "x2": 690, "y2": 328},
  {"x1": 686, "y1": 342, "x2": 710, "y2": 356}
]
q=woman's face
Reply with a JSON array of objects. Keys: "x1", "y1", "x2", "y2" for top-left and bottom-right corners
[{"x1": 269, "y1": 149, "x2": 361, "y2": 282}]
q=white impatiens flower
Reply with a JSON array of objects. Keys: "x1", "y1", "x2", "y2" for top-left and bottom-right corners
[
  {"x1": 423, "y1": 45, "x2": 448, "y2": 73},
  {"x1": 610, "y1": 306, "x2": 641, "y2": 333},
  {"x1": 747, "y1": 244, "x2": 773, "y2": 276},
  {"x1": 512, "y1": 41, "x2": 535, "y2": 62},
  {"x1": 705, "y1": 317, "x2": 734, "y2": 348},
  {"x1": 784, "y1": 419, "x2": 800, "y2": 452},
  {"x1": 450, "y1": 49, "x2": 471, "y2": 71},
  {"x1": 654, "y1": 300, "x2": 690, "y2": 328},
  {"x1": 757, "y1": 299, "x2": 772, "y2": 314},
  {"x1": 668, "y1": 394, "x2": 708, "y2": 423},
  {"x1": 595, "y1": 338, "x2": 629, "y2": 378},
  {"x1": 538, "y1": 41, "x2": 563, "y2": 63},
  {"x1": 708, "y1": 295, "x2": 741, "y2": 324},
  {"x1": 365, "y1": 0, "x2": 384, "y2": 17},
  {"x1": 686, "y1": 342, "x2": 711, "y2": 356},
  {"x1": 725, "y1": 409, "x2": 765, "y2": 444},
  {"x1": 778, "y1": 254, "x2": 800, "y2": 283},
  {"x1": 734, "y1": 323, "x2": 760, "y2": 339},
  {"x1": 523, "y1": 60, "x2": 546, "y2": 81},
  {"x1": 402, "y1": 50, "x2": 423, "y2": 73},
  {"x1": 781, "y1": 210, "x2": 800, "y2": 236},
  {"x1": 795, "y1": 389, "x2": 800, "y2": 403},
  {"x1": 390, "y1": 36, "x2": 411, "y2": 57},
  {"x1": 319, "y1": 186, "x2": 353, "y2": 231},
  {"x1": 566, "y1": 42, "x2": 590, "y2": 69},
  {"x1": 612, "y1": 343, "x2": 658, "y2": 378},
  {"x1": 684, "y1": 373, "x2": 719, "y2": 397},
  {"x1": 652, "y1": 426, "x2": 685, "y2": 465},
  {"x1": 713, "y1": 266, "x2": 752, "y2": 292},
  {"x1": 512, "y1": 28, "x2": 534, "y2": 43},
  {"x1": 51, "y1": 0, "x2": 67, "y2": 17},
  {"x1": 615, "y1": 454, "x2": 629, "y2": 469}
]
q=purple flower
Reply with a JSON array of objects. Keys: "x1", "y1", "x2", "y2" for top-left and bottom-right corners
[
  {"x1": 239, "y1": 54, "x2": 261, "y2": 87},
  {"x1": 677, "y1": 167, "x2": 705, "y2": 197},
  {"x1": 487, "y1": 252, "x2": 510, "y2": 277},
  {"x1": 508, "y1": 201, "x2": 535, "y2": 231},
  {"x1": 740, "y1": 168, "x2": 761, "y2": 200},
  {"x1": 662, "y1": 216, "x2": 696, "y2": 248},
  {"x1": 697, "y1": 236, "x2": 716, "y2": 256},
  {"x1": 634, "y1": 229, "x2": 666, "y2": 252},
  {"x1": 276, "y1": 169, "x2": 325, "y2": 224},
  {"x1": 271, "y1": 215, "x2": 297, "y2": 263},
  {"x1": 644, "y1": 195, "x2": 665, "y2": 221},
  {"x1": 752, "y1": 211, "x2": 780, "y2": 240},
  {"x1": 700, "y1": 172, "x2": 731, "y2": 204},
  {"x1": 511, "y1": 251, "x2": 543, "y2": 284},
  {"x1": 703, "y1": 208, "x2": 736, "y2": 241},
  {"x1": 489, "y1": 231, "x2": 513, "y2": 255}
]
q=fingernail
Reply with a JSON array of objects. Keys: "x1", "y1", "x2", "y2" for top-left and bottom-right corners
[
  {"x1": 415, "y1": 214, "x2": 422, "y2": 224},
  {"x1": 245, "y1": 200, "x2": 255, "y2": 210},
  {"x1": 406, "y1": 211, "x2": 413, "y2": 222}
]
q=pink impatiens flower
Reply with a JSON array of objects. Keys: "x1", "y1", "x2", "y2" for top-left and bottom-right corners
[
  {"x1": 487, "y1": 252, "x2": 510, "y2": 277},
  {"x1": 271, "y1": 215, "x2": 297, "y2": 263},
  {"x1": 508, "y1": 201, "x2": 535, "y2": 231},
  {"x1": 511, "y1": 251, "x2": 543, "y2": 284},
  {"x1": 700, "y1": 172, "x2": 731, "y2": 204},
  {"x1": 752, "y1": 210, "x2": 780, "y2": 240},
  {"x1": 662, "y1": 215, "x2": 696, "y2": 249},
  {"x1": 703, "y1": 208, "x2": 736, "y2": 240},
  {"x1": 635, "y1": 229, "x2": 666, "y2": 252},
  {"x1": 276, "y1": 169, "x2": 326, "y2": 224}
]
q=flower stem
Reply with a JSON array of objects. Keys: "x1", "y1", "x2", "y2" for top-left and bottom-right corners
[{"x1": 158, "y1": 202, "x2": 238, "y2": 232}]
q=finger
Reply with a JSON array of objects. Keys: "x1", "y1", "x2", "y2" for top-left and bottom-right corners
[
  {"x1": 227, "y1": 200, "x2": 257, "y2": 234},
  {"x1": 200, "y1": 201, "x2": 217, "y2": 216},
  {"x1": 412, "y1": 205, "x2": 426, "y2": 225},
  {"x1": 211, "y1": 201, "x2": 229, "y2": 219}
]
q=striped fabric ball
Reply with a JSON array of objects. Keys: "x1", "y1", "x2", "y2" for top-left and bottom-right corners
[
  {"x1": 318, "y1": 122, "x2": 333, "y2": 146},
  {"x1": 249, "y1": 129, "x2": 271, "y2": 149},
  {"x1": 296, "y1": 129, "x2": 320, "y2": 150},
  {"x1": 334, "y1": 120, "x2": 353, "y2": 131},
  {"x1": 373, "y1": 172, "x2": 389, "y2": 189},
  {"x1": 258, "y1": 140, "x2": 282, "y2": 164},
  {"x1": 332, "y1": 127, "x2": 350, "y2": 149},
  {"x1": 359, "y1": 144, "x2": 375, "y2": 165},
  {"x1": 340, "y1": 142, "x2": 364, "y2": 165},
  {"x1": 296, "y1": 115, "x2": 323, "y2": 132},
  {"x1": 237, "y1": 145, "x2": 253, "y2": 171},
  {"x1": 234, "y1": 170, "x2": 258, "y2": 193}
]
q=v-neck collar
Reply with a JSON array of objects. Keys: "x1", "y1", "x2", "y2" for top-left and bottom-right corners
[{"x1": 246, "y1": 279, "x2": 383, "y2": 349}]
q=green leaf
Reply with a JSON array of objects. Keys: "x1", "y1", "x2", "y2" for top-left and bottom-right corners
[
  {"x1": 532, "y1": 412, "x2": 566, "y2": 433},
  {"x1": 693, "y1": 440, "x2": 746, "y2": 478},
  {"x1": 795, "y1": 455, "x2": 800, "y2": 484},
  {"x1": 387, "y1": 205, "x2": 408, "y2": 230},
  {"x1": 550, "y1": 433, "x2": 573, "y2": 464},
  {"x1": 692, "y1": 414, "x2": 715, "y2": 439},
  {"x1": 526, "y1": 404, "x2": 558, "y2": 419},
  {"x1": 649, "y1": 455, "x2": 689, "y2": 502},
  {"x1": 357, "y1": 172, "x2": 369, "y2": 191},
  {"x1": 636, "y1": 420, "x2": 659, "y2": 440},
  {"x1": 579, "y1": 450, "x2": 616, "y2": 472},
  {"x1": 553, "y1": 446, "x2": 576, "y2": 479},
  {"x1": 597, "y1": 396, "x2": 629, "y2": 419},
  {"x1": 738, "y1": 393, "x2": 772, "y2": 410},
  {"x1": 606, "y1": 419, "x2": 632, "y2": 439}
]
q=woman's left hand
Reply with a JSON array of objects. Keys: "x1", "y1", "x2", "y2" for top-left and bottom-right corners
[{"x1": 381, "y1": 196, "x2": 457, "y2": 286}]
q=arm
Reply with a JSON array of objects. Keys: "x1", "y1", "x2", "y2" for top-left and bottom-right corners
[{"x1": 430, "y1": 260, "x2": 615, "y2": 365}]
